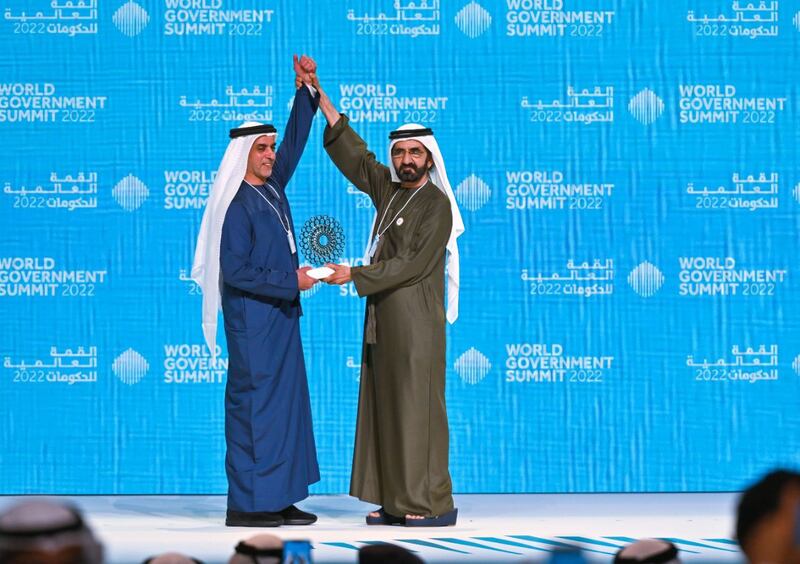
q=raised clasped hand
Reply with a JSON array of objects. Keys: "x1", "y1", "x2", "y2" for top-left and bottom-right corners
[{"x1": 293, "y1": 54, "x2": 317, "y2": 87}]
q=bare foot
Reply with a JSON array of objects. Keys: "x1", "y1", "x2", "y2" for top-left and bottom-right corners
[
  {"x1": 368, "y1": 511, "x2": 381, "y2": 518},
  {"x1": 405, "y1": 514, "x2": 425, "y2": 520}
]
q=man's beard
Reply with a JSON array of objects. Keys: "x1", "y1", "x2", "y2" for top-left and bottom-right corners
[{"x1": 396, "y1": 162, "x2": 428, "y2": 183}]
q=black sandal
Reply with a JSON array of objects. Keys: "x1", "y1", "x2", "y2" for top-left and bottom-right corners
[
  {"x1": 404, "y1": 508, "x2": 458, "y2": 527},
  {"x1": 365, "y1": 507, "x2": 405, "y2": 525}
]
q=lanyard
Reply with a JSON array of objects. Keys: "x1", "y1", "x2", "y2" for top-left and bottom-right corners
[
  {"x1": 368, "y1": 182, "x2": 428, "y2": 259},
  {"x1": 244, "y1": 180, "x2": 296, "y2": 254},
  {"x1": 245, "y1": 181, "x2": 290, "y2": 231},
  {"x1": 374, "y1": 182, "x2": 428, "y2": 239}
]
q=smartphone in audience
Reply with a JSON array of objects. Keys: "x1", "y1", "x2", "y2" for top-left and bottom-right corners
[{"x1": 282, "y1": 540, "x2": 312, "y2": 564}]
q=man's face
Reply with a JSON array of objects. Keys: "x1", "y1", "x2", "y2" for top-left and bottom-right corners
[
  {"x1": 246, "y1": 135, "x2": 276, "y2": 182},
  {"x1": 391, "y1": 140, "x2": 432, "y2": 183}
]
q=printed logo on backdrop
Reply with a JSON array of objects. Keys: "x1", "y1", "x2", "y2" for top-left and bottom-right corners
[
  {"x1": 522, "y1": 86, "x2": 613, "y2": 125},
  {"x1": 454, "y1": 347, "x2": 491, "y2": 385},
  {"x1": 113, "y1": 174, "x2": 149, "y2": 211},
  {"x1": 347, "y1": 355, "x2": 361, "y2": 382},
  {"x1": 179, "y1": 269, "x2": 201, "y2": 295},
  {"x1": 628, "y1": 261, "x2": 665, "y2": 298},
  {"x1": 347, "y1": 0, "x2": 440, "y2": 37},
  {"x1": 522, "y1": 259, "x2": 614, "y2": 298},
  {"x1": 793, "y1": 11, "x2": 800, "y2": 31},
  {"x1": 455, "y1": 174, "x2": 491, "y2": 212},
  {"x1": 793, "y1": 182, "x2": 800, "y2": 204},
  {"x1": 688, "y1": 172, "x2": 778, "y2": 211},
  {"x1": 164, "y1": 344, "x2": 226, "y2": 384},
  {"x1": 301, "y1": 285, "x2": 323, "y2": 299},
  {"x1": 792, "y1": 354, "x2": 800, "y2": 376},
  {"x1": 339, "y1": 84, "x2": 448, "y2": 124},
  {"x1": 678, "y1": 257, "x2": 787, "y2": 297},
  {"x1": 4, "y1": 0, "x2": 98, "y2": 36},
  {"x1": 164, "y1": 0, "x2": 274, "y2": 36},
  {"x1": 506, "y1": 0, "x2": 616, "y2": 38},
  {"x1": 113, "y1": 1, "x2": 150, "y2": 36},
  {"x1": 0, "y1": 257, "x2": 107, "y2": 298},
  {"x1": 3, "y1": 172, "x2": 98, "y2": 211},
  {"x1": 505, "y1": 343, "x2": 613, "y2": 384},
  {"x1": 455, "y1": 1, "x2": 492, "y2": 38},
  {"x1": 688, "y1": 345, "x2": 779, "y2": 384},
  {"x1": 679, "y1": 85, "x2": 787, "y2": 124},
  {"x1": 180, "y1": 86, "x2": 273, "y2": 123},
  {"x1": 164, "y1": 170, "x2": 216, "y2": 210},
  {"x1": 505, "y1": 170, "x2": 613, "y2": 210},
  {"x1": 688, "y1": 1, "x2": 778, "y2": 39},
  {"x1": 628, "y1": 88, "x2": 665, "y2": 125},
  {"x1": 0, "y1": 83, "x2": 107, "y2": 124},
  {"x1": 112, "y1": 348, "x2": 149, "y2": 385},
  {"x1": 347, "y1": 184, "x2": 372, "y2": 210},
  {"x1": 5, "y1": 346, "x2": 98, "y2": 385}
]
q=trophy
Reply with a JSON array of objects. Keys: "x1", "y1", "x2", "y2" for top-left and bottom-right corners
[{"x1": 299, "y1": 215, "x2": 346, "y2": 279}]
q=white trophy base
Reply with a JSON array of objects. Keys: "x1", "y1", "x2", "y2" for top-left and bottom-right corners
[{"x1": 306, "y1": 266, "x2": 336, "y2": 280}]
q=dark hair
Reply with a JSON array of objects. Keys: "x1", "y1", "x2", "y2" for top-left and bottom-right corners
[
  {"x1": 142, "y1": 557, "x2": 205, "y2": 564},
  {"x1": 359, "y1": 543, "x2": 423, "y2": 564},
  {"x1": 614, "y1": 540, "x2": 678, "y2": 563},
  {"x1": 736, "y1": 469, "x2": 800, "y2": 549}
]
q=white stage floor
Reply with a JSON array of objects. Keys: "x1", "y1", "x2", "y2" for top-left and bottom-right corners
[{"x1": 0, "y1": 493, "x2": 743, "y2": 563}]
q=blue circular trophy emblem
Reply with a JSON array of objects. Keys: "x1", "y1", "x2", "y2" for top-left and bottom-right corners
[{"x1": 299, "y1": 215, "x2": 346, "y2": 265}]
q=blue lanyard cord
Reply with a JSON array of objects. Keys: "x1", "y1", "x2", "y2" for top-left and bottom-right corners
[{"x1": 244, "y1": 181, "x2": 291, "y2": 233}]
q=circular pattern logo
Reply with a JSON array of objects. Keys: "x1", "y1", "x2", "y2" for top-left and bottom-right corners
[{"x1": 299, "y1": 215, "x2": 346, "y2": 266}]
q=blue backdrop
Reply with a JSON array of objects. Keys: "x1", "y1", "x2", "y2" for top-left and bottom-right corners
[{"x1": 2, "y1": 0, "x2": 800, "y2": 494}]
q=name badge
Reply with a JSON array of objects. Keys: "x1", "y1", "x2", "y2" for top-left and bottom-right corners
[{"x1": 368, "y1": 235, "x2": 380, "y2": 259}]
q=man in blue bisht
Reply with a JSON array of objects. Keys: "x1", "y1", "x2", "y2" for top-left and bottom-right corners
[{"x1": 192, "y1": 55, "x2": 320, "y2": 528}]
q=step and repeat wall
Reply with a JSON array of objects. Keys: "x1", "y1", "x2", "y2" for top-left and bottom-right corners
[{"x1": 2, "y1": 0, "x2": 800, "y2": 494}]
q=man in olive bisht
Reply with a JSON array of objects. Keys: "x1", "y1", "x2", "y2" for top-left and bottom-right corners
[{"x1": 303, "y1": 64, "x2": 464, "y2": 527}]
